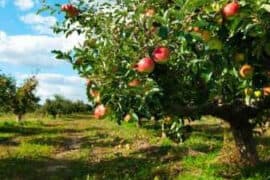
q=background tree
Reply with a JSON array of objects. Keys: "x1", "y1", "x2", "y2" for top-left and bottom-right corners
[
  {"x1": 12, "y1": 77, "x2": 40, "y2": 121},
  {"x1": 45, "y1": 0, "x2": 270, "y2": 165},
  {"x1": 0, "y1": 73, "x2": 16, "y2": 112},
  {"x1": 0, "y1": 74, "x2": 39, "y2": 120},
  {"x1": 42, "y1": 95, "x2": 91, "y2": 118}
]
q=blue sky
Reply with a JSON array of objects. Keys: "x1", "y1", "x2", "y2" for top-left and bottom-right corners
[{"x1": 0, "y1": 0, "x2": 87, "y2": 103}]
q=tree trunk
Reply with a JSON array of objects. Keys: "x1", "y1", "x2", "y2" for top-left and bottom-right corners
[
  {"x1": 137, "y1": 118, "x2": 142, "y2": 127},
  {"x1": 17, "y1": 114, "x2": 22, "y2": 122},
  {"x1": 161, "y1": 121, "x2": 167, "y2": 138},
  {"x1": 230, "y1": 121, "x2": 259, "y2": 166}
]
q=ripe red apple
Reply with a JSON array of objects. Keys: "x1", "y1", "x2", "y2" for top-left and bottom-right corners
[
  {"x1": 152, "y1": 47, "x2": 170, "y2": 63},
  {"x1": 135, "y1": 58, "x2": 155, "y2": 73},
  {"x1": 94, "y1": 104, "x2": 106, "y2": 119},
  {"x1": 61, "y1": 4, "x2": 79, "y2": 17},
  {"x1": 223, "y1": 2, "x2": 240, "y2": 18}
]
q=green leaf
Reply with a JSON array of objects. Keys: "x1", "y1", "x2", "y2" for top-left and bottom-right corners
[{"x1": 261, "y1": 4, "x2": 270, "y2": 13}]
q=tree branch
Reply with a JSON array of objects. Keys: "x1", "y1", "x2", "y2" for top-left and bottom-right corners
[{"x1": 166, "y1": 97, "x2": 270, "y2": 124}]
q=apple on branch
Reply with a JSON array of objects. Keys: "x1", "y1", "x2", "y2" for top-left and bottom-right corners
[
  {"x1": 134, "y1": 57, "x2": 155, "y2": 73},
  {"x1": 223, "y1": 1, "x2": 240, "y2": 18},
  {"x1": 152, "y1": 47, "x2": 170, "y2": 64},
  {"x1": 61, "y1": 4, "x2": 79, "y2": 17},
  {"x1": 94, "y1": 104, "x2": 107, "y2": 119}
]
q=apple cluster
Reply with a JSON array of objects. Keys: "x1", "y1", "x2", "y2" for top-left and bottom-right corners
[{"x1": 134, "y1": 47, "x2": 170, "y2": 74}]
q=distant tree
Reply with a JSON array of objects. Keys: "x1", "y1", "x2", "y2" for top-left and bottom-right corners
[
  {"x1": 0, "y1": 73, "x2": 40, "y2": 121},
  {"x1": 42, "y1": 95, "x2": 90, "y2": 118},
  {"x1": 0, "y1": 74, "x2": 16, "y2": 112},
  {"x1": 12, "y1": 77, "x2": 40, "y2": 121}
]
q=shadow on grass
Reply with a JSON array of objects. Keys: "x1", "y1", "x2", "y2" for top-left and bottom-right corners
[
  {"x1": 27, "y1": 132, "x2": 125, "y2": 150},
  {"x1": 191, "y1": 123, "x2": 224, "y2": 135},
  {"x1": 239, "y1": 160, "x2": 270, "y2": 179},
  {"x1": 214, "y1": 160, "x2": 270, "y2": 179},
  {"x1": 0, "y1": 145, "x2": 188, "y2": 179},
  {"x1": 0, "y1": 123, "x2": 86, "y2": 137},
  {"x1": 28, "y1": 136, "x2": 75, "y2": 148},
  {"x1": 60, "y1": 114, "x2": 93, "y2": 121},
  {"x1": 0, "y1": 136, "x2": 19, "y2": 146},
  {"x1": 257, "y1": 136, "x2": 270, "y2": 147}
]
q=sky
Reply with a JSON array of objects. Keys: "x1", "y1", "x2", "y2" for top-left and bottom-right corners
[{"x1": 0, "y1": 0, "x2": 88, "y2": 103}]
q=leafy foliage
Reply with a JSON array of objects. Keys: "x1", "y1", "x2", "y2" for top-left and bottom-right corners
[
  {"x1": 12, "y1": 77, "x2": 40, "y2": 119},
  {"x1": 47, "y1": 0, "x2": 270, "y2": 121},
  {"x1": 0, "y1": 74, "x2": 39, "y2": 119},
  {"x1": 0, "y1": 74, "x2": 16, "y2": 112},
  {"x1": 43, "y1": 0, "x2": 270, "y2": 164}
]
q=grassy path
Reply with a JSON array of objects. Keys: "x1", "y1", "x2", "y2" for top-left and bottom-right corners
[{"x1": 0, "y1": 114, "x2": 269, "y2": 179}]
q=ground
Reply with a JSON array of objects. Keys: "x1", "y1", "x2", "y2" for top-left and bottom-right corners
[{"x1": 0, "y1": 114, "x2": 269, "y2": 179}]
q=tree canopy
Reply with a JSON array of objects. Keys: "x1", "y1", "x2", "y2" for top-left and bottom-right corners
[{"x1": 45, "y1": 0, "x2": 270, "y2": 165}]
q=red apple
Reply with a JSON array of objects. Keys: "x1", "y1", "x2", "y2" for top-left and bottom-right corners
[
  {"x1": 152, "y1": 47, "x2": 170, "y2": 63},
  {"x1": 223, "y1": 2, "x2": 240, "y2": 18},
  {"x1": 135, "y1": 58, "x2": 155, "y2": 73},
  {"x1": 94, "y1": 104, "x2": 106, "y2": 119},
  {"x1": 61, "y1": 4, "x2": 79, "y2": 17}
]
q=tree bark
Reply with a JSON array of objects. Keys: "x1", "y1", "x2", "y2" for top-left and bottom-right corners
[
  {"x1": 137, "y1": 118, "x2": 142, "y2": 127},
  {"x1": 166, "y1": 101, "x2": 261, "y2": 166},
  {"x1": 17, "y1": 114, "x2": 22, "y2": 122},
  {"x1": 230, "y1": 121, "x2": 259, "y2": 166}
]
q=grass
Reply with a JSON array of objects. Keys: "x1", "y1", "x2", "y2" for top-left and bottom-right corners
[{"x1": 0, "y1": 114, "x2": 269, "y2": 179}]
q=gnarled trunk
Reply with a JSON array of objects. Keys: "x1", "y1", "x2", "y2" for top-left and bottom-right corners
[
  {"x1": 230, "y1": 121, "x2": 259, "y2": 166},
  {"x1": 167, "y1": 100, "x2": 264, "y2": 166}
]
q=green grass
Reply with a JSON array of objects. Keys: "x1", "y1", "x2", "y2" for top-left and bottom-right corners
[{"x1": 0, "y1": 114, "x2": 269, "y2": 179}]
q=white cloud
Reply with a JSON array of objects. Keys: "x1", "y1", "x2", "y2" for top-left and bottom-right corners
[
  {"x1": 14, "y1": 0, "x2": 34, "y2": 11},
  {"x1": 17, "y1": 73, "x2": 88, "y2": 103},
  {"x1": 20, "y1": 13, "x2": 57, "y2": 35},
  {"x1": 0, "y1": 31, "x2": 6, "y2": 39},
  {"x1": 0, "y1": 30, "x2": 84, "y2": 67},
  {"x1": 0, "y1": 0, "x2": 6, "y2": 8}
]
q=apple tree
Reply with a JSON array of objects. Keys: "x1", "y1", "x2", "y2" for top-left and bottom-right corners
[
  {"x1": 12, "y1": 77, "x2": 40, "y2": 121},
  {"x1": 45, "y1": 0, "x2": 270, "y2": 165},
  {"x1": 0, "y1": 73, "x2": 16, "y2": 112},
  {"x1": 0, "y1": 74, "x2": 40, "y2": 121}
]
